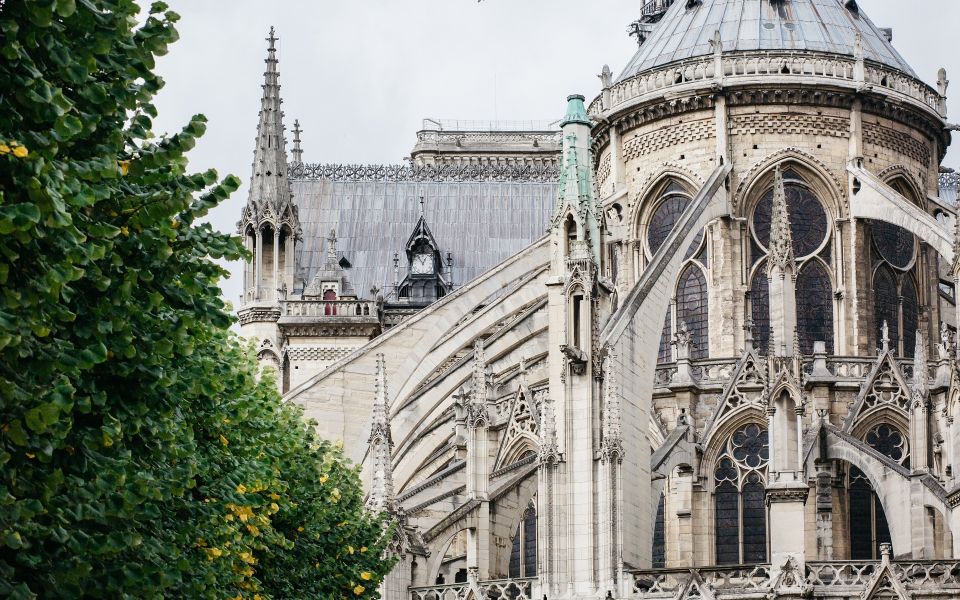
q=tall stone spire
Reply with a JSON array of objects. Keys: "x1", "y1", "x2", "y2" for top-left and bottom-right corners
[
  {"x1": 767, "y1": 165, "x2": 798, "y2": 358},
  {"x1": 767, "y1": 166, "x2": 795, "y2": 274},
  {"x1": 367, "y1": 353, "x2": 396, "y2": 514},
  {"x1": 247, "y1": 27, "x2": 294, "y2": 214}
]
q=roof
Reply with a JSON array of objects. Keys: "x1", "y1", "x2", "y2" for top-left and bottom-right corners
[
  {"x1": 291, "y1": 164, "x2": 558, "y2": 299},
  {"x1": 618, "y1": 0, "x2": 915, "y2": 82}
]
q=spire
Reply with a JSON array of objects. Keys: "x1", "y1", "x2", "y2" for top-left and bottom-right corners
[
  {"x1": 767, "y1": 166, "x2": 795, "y2": 274},
  {"x1": 367, "y1": 354, "x2": 397, "y2": 514},
  {"x1": 465, "y1": 339, "x2": 490, "y2": 430},
  {"x1": 291, "y1": 119, "x2": 303, "y2": 164},
  {"x1": 247, "y1": 26, "x2": 294, "y2": 214}
]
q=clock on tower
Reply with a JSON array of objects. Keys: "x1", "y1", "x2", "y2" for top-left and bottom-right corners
[{"x1": 411, "y1": 252, "x2": 433, "y2": 275}]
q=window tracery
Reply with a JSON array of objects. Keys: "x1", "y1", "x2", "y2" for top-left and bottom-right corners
[
  {"x1": 796, "y1": 261, "x2": 834, "y2": 354},
  {"x1": 646, "y1": 180, "x2": 709, "y2": 363},
  {"x1": 677, "y1": 265, "x2": 708, "y2": 360},
  {"x1": 508, "y1": 504, "x2": 537, "y2": 578},
  {"x1": 848, "y1": 423, "x2": 906, "y2": 559},
  {"x1": 714, "y1": 423, "x2": 769, "y2": 565},
  {"x1": 749, "y1": 168, "x2": 834, "y2": 354}
]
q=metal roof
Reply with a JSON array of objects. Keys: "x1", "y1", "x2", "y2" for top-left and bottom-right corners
[
  {"x1": 291, "y1": 165, "x2": 558, "y2": 300},
  {"x1": 618, "y1": 0, "x2": 915, "y2": 82}
]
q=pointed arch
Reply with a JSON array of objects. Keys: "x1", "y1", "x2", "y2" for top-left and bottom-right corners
[
  {"x1": 735, "y1": 148, "x2": 846, "y2": 219},
  {"x1": 630, "y1": 166, "x2": 703, "y2": 240},
  {"x1": 796, "y1": 258, "x2": 835, "y2": 354}
]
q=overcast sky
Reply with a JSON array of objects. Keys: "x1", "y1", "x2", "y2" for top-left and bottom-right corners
[{"x1": 150, "y1": 0, "x2": 960, "y2": 306}]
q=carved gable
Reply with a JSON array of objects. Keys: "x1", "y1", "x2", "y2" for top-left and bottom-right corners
[
  {"x1": 703, "y1": 349, "x2": 766, "y2": 441},
  {"x1": 493, "y1": 387, "x2": 539, "y2": 470},
  {"x1": 844, "y1": 352, "x2": 911, "y2": 432}
]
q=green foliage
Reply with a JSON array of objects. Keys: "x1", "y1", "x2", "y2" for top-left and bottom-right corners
[{"x1": 0, "y1": 1, "x2": 394, "y2": 598}]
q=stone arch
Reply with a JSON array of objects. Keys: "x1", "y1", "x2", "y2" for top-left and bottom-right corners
[
  {"x1": 735, "y1": 148, "x2": 846, "y2": 219},
  {"x1": 424, "y1": 525, "x2": 472, "y2": 586},
  {"x1": 811, "y1": 427, "x2": 951, "y2": 558},
  {"x1": 498, "y1": 436, "x2": 538, "y2": 470},
  {"x1": 700, "y1": 406, "x2": 767, "y2": 492},
  {"x1": 878, "y1": 164, "x2": 925, "y2": 205},
  {"x1": 632, "y1": 169, "x2": 701, "y2": 243}
]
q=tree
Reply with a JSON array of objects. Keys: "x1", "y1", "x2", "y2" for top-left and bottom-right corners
[{"x1": 0, "y1": 1, "x2": 393, "y2": 598}]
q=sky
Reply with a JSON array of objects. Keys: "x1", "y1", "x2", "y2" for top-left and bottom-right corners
[{"x1": 150, "y1": 0, "x2": 960, "y2": 307}]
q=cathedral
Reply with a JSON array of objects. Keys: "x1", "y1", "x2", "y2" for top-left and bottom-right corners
[{"x1": 236, "y1": 0, "x2": 960, "y2": 598}]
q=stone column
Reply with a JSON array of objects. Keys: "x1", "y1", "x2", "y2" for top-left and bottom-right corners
[
  {"x1": 254, "y1": 227, "x2": 263, "y2": 301},
  {"x1": 272, "y1": 226, "x2": 279, "y2": 301},
  {"x1": 767, "y1": 486, "x2": 809, "y2": 577},
  {"x1": 674, "y1": 466, "x2": 694, "y2": 567}
]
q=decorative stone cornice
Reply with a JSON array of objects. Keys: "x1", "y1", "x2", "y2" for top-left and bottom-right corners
[
  {"x1": 237, "y1": 305, "x2": 281, "y2": 325},
  {"x1": 277, "y1": 321, "x2": 379, "y2": 338},
  {"x1": 288, "y1": 162, "x2": 560, "y2": 182},
  {"x1": 766, "y1": 485, "x2": 810, "y2": 504}
]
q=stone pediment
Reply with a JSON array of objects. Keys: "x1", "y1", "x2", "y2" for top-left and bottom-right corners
[{"x1": 843, "y1": 350, "x2": 911, "y2": 433}]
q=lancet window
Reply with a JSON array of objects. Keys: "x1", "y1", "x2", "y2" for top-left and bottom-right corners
[
  {"x1": 647, "y1": 180, "x2": 709, "y2": 363},
  {"x1": 848, "y1": 423, "x2": 907, "y2": 559},
  {"x1": 508, "y1": 504, "x2": 537, "y2": 578},
  {"x1": 749, "y1": 168, "x2": 833, "y2": 354},
  {"x1": 714, "y1": 423, "x2": 769, "y2": 565},
  {"x1": 870, "y1": 178, "x2": 921, "y2": 357},
  {"x1": 652, "y1": 492, "x2": 666, "y2": 568}
]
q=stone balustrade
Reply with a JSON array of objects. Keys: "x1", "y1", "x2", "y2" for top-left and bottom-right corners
[
  {"x1": 629, "y1": 560, "x2": 960, "y2": 597},
  {"x1": 280, "y1": 299, "x2": 377, "y2": 318},
  {"x1": 409, "y1": 577, "x2": 534, "y2": 600},
  {"x1": 590, "y1": 51, "x2": 943, "y2": 119}
]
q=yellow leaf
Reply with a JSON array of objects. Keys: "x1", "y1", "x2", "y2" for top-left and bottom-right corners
[
  {"x1": 360, "y1": 571, "x2": 372, "y2": 581},
  {"x1": 219, "y1": 434, "x2": 229, "y2": 446},
  {"x1": 12, "y1": 146, "x2": 27, "y2": 158},
  {"x1": 353, "y1": 585, "x2": 365, "y2": 595},
  {"x1": 0, "y1": 144, "x2": 9, "y2": 154}
]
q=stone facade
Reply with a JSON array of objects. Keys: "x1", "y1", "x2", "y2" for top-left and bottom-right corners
[{"x1": 237, "y1": 1, "x2": 960, "y2": 598}]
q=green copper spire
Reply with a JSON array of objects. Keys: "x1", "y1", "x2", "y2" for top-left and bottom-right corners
[{"x1": 560, "y1": 94, "x2": 591, "y2": 127}]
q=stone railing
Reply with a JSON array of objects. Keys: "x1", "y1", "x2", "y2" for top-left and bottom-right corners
[
  {"x1": 631, "y1": 564, "x2": 772, "y2": 596},
  {"x1": 280, "y1": 299, "x2": 377, "y2": 318},
  {"x1": 590, "y1": 51, "x2": 943, "y2": 119},
  {"x1": 629, "y1": 559, "x2": 960, "y2": 597},
  {"x1": 409, "y1": 577, "x2": 534, "y2": 600}
]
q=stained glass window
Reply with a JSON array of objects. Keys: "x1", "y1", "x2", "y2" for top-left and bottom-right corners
[
  {"x1": 509, "y1": 507, "x2": 537, "y2": 578},
  {"x1": 652, "y1": 493, "x2": 666, "y2": 568},
  {"x1": 523, "y1": 508, "x2": 537, "y2": 577},
  {"x1": 658, "y1": 311, "x2": 672, "y2": 364},
  {"x1": 848, "y1": 424, "x2": 904, "y2": 559},
  {"x1": 751, "y1": 270, "x2": 770, "y2": 354},
  {"x1": 752, "y1": 171, "x2": 828, "y2": 257},
  {"x1": 714, "y1": 424, "x2": 769, "y2": 565},
  {"x1": 677, "y1": 265, "x2": 709, "y2": 359},
  {"x1": 902, "y1": 277, "x2": 918, "y2": 359},
  {"x1": 648, "y1": 194, "x2": 690, "y2": 256},
  {"x1": 872, "y1": 221, "x2": 915, "y2": 270},
  {"x1": 873, "y1": 267, "x2": 899, "y2": 353},
  {"x1": 796, "y1": 261, "x2": 834, "y2": 354}
]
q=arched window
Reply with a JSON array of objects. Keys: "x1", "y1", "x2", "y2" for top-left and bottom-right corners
[
  {"x1": 750, "y1": 168, "x2": 833, "y2": 354},
  {"x1": 323, "y1": 289, "x2": 337, "y2": 316},
  {"x1": 508, "y1": 504, "x2": 537, "y2": 578},
  {"x1": 646, "y1": 180, "x2": 708, "y2": 364},
  {"x1": 873, "y1": 267, "x2": 899, "y2": 352},
  {"x1": 796, "y1": 261, "x2": 834, "y2": 354},
  {"x1": 750, "y1": 269, "x2": 770, "y2": 352},
  {"x1": 714, "y1": 423, "x2": 769, "y2": 565},
  {"x1": 652, "y1": 492, "x2": 666, "y2": 568},
  {"x1": 870, "y1": 180, "x2": 920, "y2": 357},
  {"x1": 849, "y1": 423, "x2": 908, "y2": 559},
  {"x1": 677, "y1": 265, "x2": 708, "y2": 359}
]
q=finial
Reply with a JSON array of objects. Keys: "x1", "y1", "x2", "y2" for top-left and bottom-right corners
[
  {"x1": 880, "y1": 320, "x2": 890, "y2": 353},
  {"x1": 291, "y1": 119, "x2": 303, "y2": 163},
  {"x1": 419, "y1": 195, "x2": 425, "y2": 215},
  {"x1": 710, "y1": 29, "x2": 722, "y2": 57},
  {"x1": 326, "y1": 228, "x2": 338, "y2": 264},
  {"x1": 267, "y1": 26, "x2": 278, "y2": 50}
]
